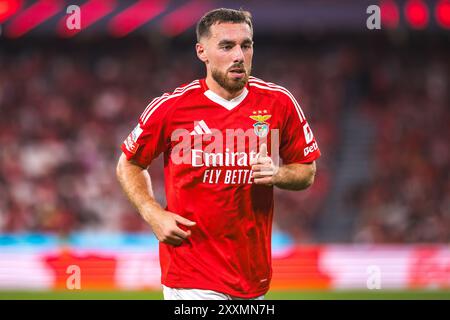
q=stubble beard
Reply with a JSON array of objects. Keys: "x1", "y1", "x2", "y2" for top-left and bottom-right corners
[{"x1": 211, "y1": 66, "x2": 251, "y2": 94}]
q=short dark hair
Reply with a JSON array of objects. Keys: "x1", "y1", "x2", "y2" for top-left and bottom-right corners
[{"x1": 196, "y1": 8, "x2": 253, "y2": 42}]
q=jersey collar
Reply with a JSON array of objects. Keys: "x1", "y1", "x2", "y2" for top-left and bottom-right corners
[{"x1": 201, "y1": 79, "x2": 249, "y2": 111}]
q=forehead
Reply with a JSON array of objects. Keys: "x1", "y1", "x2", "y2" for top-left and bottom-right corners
[{"x1": 207, "y1": 22, "x2": 252, "y2": 42}]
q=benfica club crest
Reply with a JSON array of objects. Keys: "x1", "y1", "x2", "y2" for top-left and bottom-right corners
[{"x1": 250, "y1": 111, "x2": 271, "y2": 138}]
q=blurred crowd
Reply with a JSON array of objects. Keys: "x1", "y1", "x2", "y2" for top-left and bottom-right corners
[
  {"x1": 0, "y1": 36, "x2": 448, "y2": 243},
  {"x1": 0, "y1": 39, "x2": 190, "y2": 234},
  {"x1": 0, "y1": 38, "x2": 336, "y2": 239},
  {"x1": 351, "y1": 42, "x2": 449, "y2": 243}
]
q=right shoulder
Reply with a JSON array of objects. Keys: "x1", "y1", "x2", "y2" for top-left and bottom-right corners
[{"x1": 139, "y1": 80, "x2": 202, "y2": 125}]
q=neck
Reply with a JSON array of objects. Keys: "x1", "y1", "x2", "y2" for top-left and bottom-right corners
[{"x1": 205, "y1": 76, "x2": 245, "y2": 101}]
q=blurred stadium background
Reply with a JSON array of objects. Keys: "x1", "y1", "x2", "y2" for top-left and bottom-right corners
[{"x1": 0, "y1": 0, "x2": 449, "y2": 299}]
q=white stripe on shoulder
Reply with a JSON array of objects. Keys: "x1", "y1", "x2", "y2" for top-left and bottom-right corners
[
  {"x1": 140, "y1": 80, "x2": 200, "y2": 121},
  {"x1": 142, "y1": 83, "x2": 201, "y2": 124},
  {"x1": 249, "y1": 77, "x2": 306, "y2": 121},
  {"x1": 140, "y1": 94, "x2": 169, "y2": 122},
  {"x1": 249, "y1": 80, "x2": 305, "y2": 122}
]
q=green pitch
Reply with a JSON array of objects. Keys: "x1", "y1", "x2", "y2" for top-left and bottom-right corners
[{"x1": 0, "y1": 290, "x2": 449, "y2": 300}]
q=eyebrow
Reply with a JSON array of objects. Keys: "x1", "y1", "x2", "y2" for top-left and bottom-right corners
[{"x1": 218, "y1": 38, "x2": 253, "y2": 46}]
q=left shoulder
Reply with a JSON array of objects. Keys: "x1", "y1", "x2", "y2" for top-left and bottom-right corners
[
  {"x1": 248, "y1": 77, "x2": 306, "y2": 122},
  {"x1": 248, "y1": 77, "x2": 305, "y2": 120},
  {"x1": 248, "y1": 76, "x2": 297, "y2": 101}
]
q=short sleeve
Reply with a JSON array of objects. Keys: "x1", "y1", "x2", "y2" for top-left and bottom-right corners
[
  {"x1": 121, "y1": 98, "x2": 171, "y2": 167},
  {"x1": 279, "y1": 94, "x2": 321, "y2": 164}
]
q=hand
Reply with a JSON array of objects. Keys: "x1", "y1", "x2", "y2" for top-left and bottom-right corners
[
  {"x1": 251, "y1": 143, "x2": 278, "y2": 186},
  {"x1": 146, "y1": 209, "x2": 196, "y2": 246}
]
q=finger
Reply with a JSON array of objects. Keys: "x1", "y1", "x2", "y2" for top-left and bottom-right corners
[
  {"x1": 252, "y1": 164, "x2": 275, "y2": 177},
  {"x1": 251, "y1": 144, "x2": 269, "y2": 165},
  {"x1": 253, "y1": 158, "x2": 272, "y2": 169},
  {"x1": 259, "y1": 157, "x2": 273, "y2": 165},
  {"x1": 157, "y1": 232, "x2": 184, "y2": 246},
  {"x1": 165, "y1": 236, "x2": 184, "y2": 246},
  {"x1": 259, "y1": 143, "x2": 268, "y2": 158},
  {"x1": 167, "y1": 230, "x2": 191, "y2": 244},
  {"x1": 252, "y1": 155, "x2": 272, "y2": 165},
  {"x1": 251, "y1": 164, "x2": 271, "y2": 172},
  {"x1": 252, "y1": 170, "x2": 274, "y2": 179},
  {"x1": 253, "y1": 177, "x2": 274, "y2": 186},
  {"x1": 173, "y1": 227, "x2": 191, "y2": 239},
  {"x1": 174, "y1": 214, "x2": 196, "y2": 227}
]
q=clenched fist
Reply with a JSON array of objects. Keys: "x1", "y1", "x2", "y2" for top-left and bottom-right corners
[{"x1": 250, "y1": 143, "x2": 278, "y2": 186}]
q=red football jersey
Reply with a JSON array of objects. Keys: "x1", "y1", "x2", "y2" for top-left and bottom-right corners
[{"x1": 121, "y1": 76, "x2": 321, "y2": 298}]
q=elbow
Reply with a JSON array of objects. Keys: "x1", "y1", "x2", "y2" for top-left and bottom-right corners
[
  {"x1": 298, "y1": 163, "x2": 316, "y2": 190},
  {"x1": 116, "y1": 153, "x2": 146, "y2": 183},
  {"x1": 292, "y1": 173, "x2": 314, "y2": 191},
  {"x1": 116, "y1": 153, "x2": 126, "y2": 182},
  {"x1": 303, "y1": 172, "x2": 315, "y2": 189}
]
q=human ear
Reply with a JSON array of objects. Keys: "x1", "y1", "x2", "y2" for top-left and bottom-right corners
[{"x1": 196, "y1": 42, "x2": 208, "y2": 63}]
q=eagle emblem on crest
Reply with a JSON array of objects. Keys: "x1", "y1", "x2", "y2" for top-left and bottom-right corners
[{"x1": 250, "y1": 112, "x2": 271, "y2": 138}]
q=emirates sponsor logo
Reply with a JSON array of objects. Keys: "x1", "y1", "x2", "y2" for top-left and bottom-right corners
[
  {"x1": 170, "y1": 126, "x2": 280, "y2": 185},
  {"x1": 191, "y1": 149, "x2": 258, "y2": 167},
  {"x1": 170, "y1": 126, "x2": 280, "y2": 168}
]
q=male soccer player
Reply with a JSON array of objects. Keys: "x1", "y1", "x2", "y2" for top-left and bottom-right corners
[{"x1": 117, "y1": 8, "x2": 321, "y2": 300}]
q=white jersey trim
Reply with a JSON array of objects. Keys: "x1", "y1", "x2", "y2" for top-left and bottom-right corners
[
  {"x1": 140, "y1": 80, "x2": 200, "y2": 123},
  {"x1": 203, "y1": 87, "x2": 249, "y2": 111},
  {"x1": 249, "y1": 77, "x2": 305, "y2": 122},
  {"x1": 141, "y1": 81, "x2": 201, "y2": 125}
]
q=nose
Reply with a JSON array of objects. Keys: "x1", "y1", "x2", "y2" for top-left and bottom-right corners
[{"x1": 232, "y1": 45, "x2": 245, "y2": 64}]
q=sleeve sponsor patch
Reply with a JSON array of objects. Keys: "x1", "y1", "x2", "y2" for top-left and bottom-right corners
[
  {"x1": 124, "y1": 125, "x2": 143, "y2": 154},
  {"x1": 131, "y1": 125, "x2": 143, "y2": 141}
]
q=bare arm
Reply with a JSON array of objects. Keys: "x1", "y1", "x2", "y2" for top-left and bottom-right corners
[
  {"x1": 253, "y1": 161, "x2": 316, "y2": 190},
  {"x1": 116, "y1": 153, "x2": 195, "y2": 246},
  {"x1": 273, "y1": 162, "x2": 316, "y2": 190},
  {"x1": 251, "y1": 144, "x2": 317, "y2": 190}
]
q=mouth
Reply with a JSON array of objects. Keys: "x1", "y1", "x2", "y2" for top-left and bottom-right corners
[
  {"x1": 229, "y1": 68, "x2": 245, "y2": 73},
  {"x1": 228, "y1": 68, "x2": 246, "y2": 77}
]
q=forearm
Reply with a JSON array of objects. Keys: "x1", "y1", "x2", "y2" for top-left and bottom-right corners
[
  {"x1": 116, "y1": 154, "x2": 162, "y2": 224},
  {"x1": 116, "y1": 154, "x2": 196, "y2": 246},
  {"x1": 272, "y1": 162, "x2": 316, "y2": 191}
]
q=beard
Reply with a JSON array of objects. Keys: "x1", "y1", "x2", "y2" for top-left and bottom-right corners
[{"x1": 211, "y1": 65, "x2": 251, "y2": 93}]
